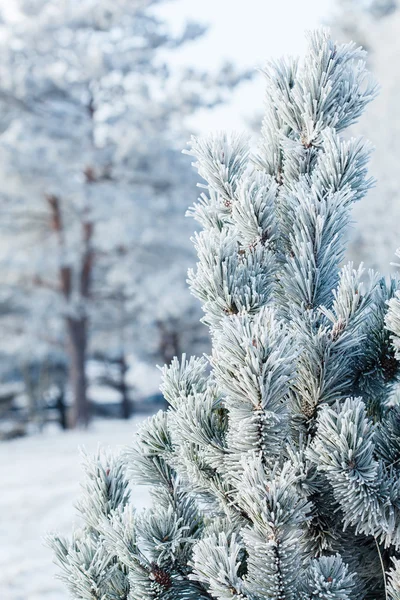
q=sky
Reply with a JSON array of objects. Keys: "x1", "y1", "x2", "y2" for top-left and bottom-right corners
[
  {"x1": 0, "y1": 0, "x2": 335, "y2": 132},
  {"x1": 157, "y1": 0, "x2": 335, "y2": 132}
]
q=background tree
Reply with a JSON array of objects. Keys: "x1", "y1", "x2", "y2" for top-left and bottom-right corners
[
  {"x1": 332, "y1": 0, "x2": 400, "y2": 273},
  {"x1": 0, "y1": 0, "x2": 248, "y2": 427}
]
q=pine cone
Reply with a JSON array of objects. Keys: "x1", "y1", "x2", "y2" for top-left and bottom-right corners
[
  {"x1": 381, "y1": 354, "x2": 399, "y2": 382},
  {"x1": 151, "y1": 563, "x2": 172, "y2": 589}
]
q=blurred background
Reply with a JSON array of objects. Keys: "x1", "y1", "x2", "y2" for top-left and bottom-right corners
[{"x1": 0, "y1": 0, "x2": 398, "y2": 598}]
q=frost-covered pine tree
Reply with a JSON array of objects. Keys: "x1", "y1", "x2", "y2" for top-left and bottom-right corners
[
  {"x1": 0, "y1": 0, "x2": 247, "y2": 426},
  {"x1": 50, "y1": 30, "x2": 400, "y2": 598},
  {"x1": 332, "y1": 0, "x2": 400, "y2": 273}
]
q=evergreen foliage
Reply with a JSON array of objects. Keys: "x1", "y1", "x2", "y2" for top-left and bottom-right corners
[{"x1": 50, "y1": 29, "x2": 400, "y2": 598}]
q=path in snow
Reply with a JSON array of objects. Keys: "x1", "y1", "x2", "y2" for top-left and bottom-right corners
[{"x1": 0, "y1": 417, "x2": 150, "y2": 600}]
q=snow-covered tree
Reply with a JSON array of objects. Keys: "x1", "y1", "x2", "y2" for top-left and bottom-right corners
[
  {"x1": 0, "y1": 0, "x2": 247, "y2": 426},
  {"x1": 333, "y1": 0, "x2": 397, "y2": 42},
  {"x1": 50, "y1": 30, "x2": 400, "y2": 597},
  {"x1": 331, "y1": 0, "x2": 400, "y2": 273}
]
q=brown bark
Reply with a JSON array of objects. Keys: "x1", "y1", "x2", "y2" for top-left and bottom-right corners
[
  {"x1": 46, "y1": 190, "x2": 94, "y2": 428},
  {"x1": 117, "y1": 355, "x2": 130, "y2": 420},
  {"x1": 66, "y1": 316, "x2": 89, "y2": 427},
  {"x1": 157, "y1": 320, "x2": 181, "y2": 366}
]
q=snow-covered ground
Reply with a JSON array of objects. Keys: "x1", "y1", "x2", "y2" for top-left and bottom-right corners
[{"x1": 0, "y1": 417, "x2": 150, "y2": 600}]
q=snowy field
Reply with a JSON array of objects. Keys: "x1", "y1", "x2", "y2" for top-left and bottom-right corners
[{"x1": 0, "y1": 417, "x2": 150, "y2": 600}]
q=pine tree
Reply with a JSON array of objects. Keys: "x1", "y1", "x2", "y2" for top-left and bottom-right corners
[
  {"x1": 49, "y1": 30, "x2": 400, "y2": 598},
  {"x1": 0, "y1": 0, "x2": 246, "y2": 427},
  {"x1": 332, "y1": 1, "x2": 400, "y2": 275}
]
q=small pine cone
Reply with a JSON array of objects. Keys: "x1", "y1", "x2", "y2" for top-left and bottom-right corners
[
  {"x1": 260, "y1": 229, "x2": 270, "y2": 246},
  {"x1": 302, "y1": 402, "x2": 315, "y2": 420},
  {"x1": 151, "y1": 563, "x2": 172, "y2": 589},
  {"x1": 331, "y1": 318, "x2": 345, "y2": 341},
  {"x1": 381, "y1": 354, "x2": 399, "y2": 382}
]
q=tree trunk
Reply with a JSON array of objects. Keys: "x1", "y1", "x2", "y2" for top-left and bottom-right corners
[
  {"x1": 66, "y1": 316, "x2": 89, "y2": 427},
  {"x1": 56, "y1": 387, "x2": 68, "y2": 430},
  {"x1": 158, "y1": 321, "x2": 181, "y2": 366},
  {"x1": 21, "y1": 362, "x2": 45, "y2": 432},
  {"x1": 117, "y1": 355, "x2": 130, "y2": 420}
]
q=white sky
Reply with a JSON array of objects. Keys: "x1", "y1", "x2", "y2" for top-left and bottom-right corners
[{"x1": 158, "y1": 0, "x2": 335, "y2": 132}]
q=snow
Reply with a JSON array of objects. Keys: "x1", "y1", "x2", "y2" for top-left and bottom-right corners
[
  {"x1": 86, "y1": 356, "x2": 162, "y2": 403},
  {"x1": 126, "y1": 358, "x2": 162, "y2": 398},
  {"x1": 0, "y1": 417, "x2": 151, "y2": 600},
  {"x1": 87, "y1": 383, "x2": 122, "y2": 404}
]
